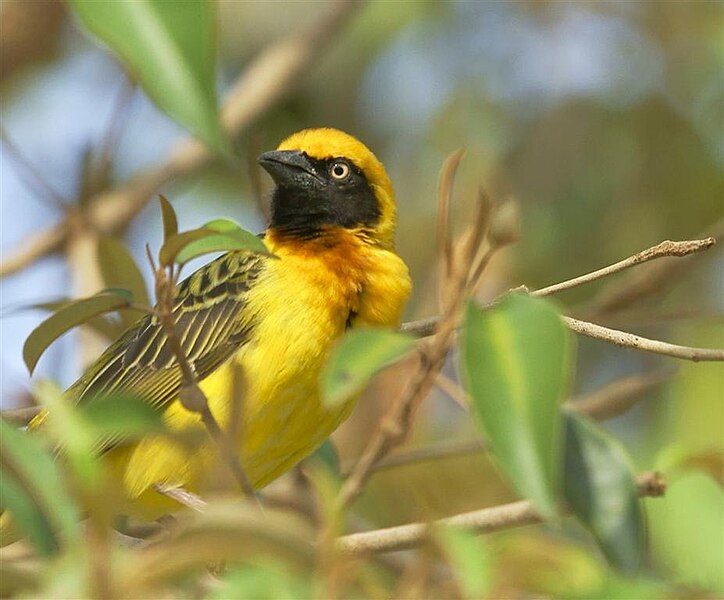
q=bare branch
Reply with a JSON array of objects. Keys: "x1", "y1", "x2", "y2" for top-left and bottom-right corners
[
  {"x1": 0, "y1": 125, "x2": 68, "y2": 209},
  {"x1": 436, "y1": 149, "x2": 464, "y2": 307},
  {"x1": 588, "y1": 220, "x2": 723, "y2": 315},
  {"x1": 0, "y1": 221, "x2": 69, "y2": 278},
  {"x1": 563, "y1": 316, "x2": 724, "y2": 362},
  {"x1": 567, "y1": 368, "x2": 676, "y2": 420},
  {"x1": 337, "y1": 191, "x2": 494, "y2": 509},
  {"x1": 153, "y1": 484, "x2": 207, "y2": 512},
  {"x1": 336, "y1": 472, "x2": 666, "y2": 555},
  {"x1": 433, "y1": 373, "x2": 469, "y2": 410},
  {"x1": 1, "y1": 405, "x2": 41, "y2": 425},
  {"x1": 340, "y1": 439, "x2": 486, "y2": 478},
  {"x1": 533, "y1": 238, "x2": 716, "y2": 298},
  {"x1": 0, "y1": 0, "x2": 360, "y2": 278},
  {"x1": 152, "y1": 266, "x2": 257, "y2": 500}
]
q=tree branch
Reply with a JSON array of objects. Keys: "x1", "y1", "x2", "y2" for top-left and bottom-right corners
[
  {"x1": 337, "y1": 190, "x2": 493, "y2": 510},
  {"x1": 336, "y1": 471, "x2": 666, "y2": 555},
  {"x1": 0, "y1": 0, "x2": 360, "y2": 278},
  {"x1": 532, "y1": 238, "x2": 716, "y2": 298},
  {"x1": 562, "y1": 316, "x2": 724, "y2": 362}
]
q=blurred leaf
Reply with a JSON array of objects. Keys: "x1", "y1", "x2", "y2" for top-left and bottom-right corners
[
  {"x1": 436, "y1": 526, "x2": 492, "y2": 599},
  {"x1": 80, "y1": 393, "x2": 165, "y2": 444},
  {"x1": 0, "y1": 418, "x2": 81, "y2": 555},
  {"x1": 211, "y1": 563, "x2": 314, "y2": 600},
  {"x1": 563, "y1": 411, "x2": 645, "y2": 573},
  {"x1": 97, "y1": 237, "x2": 150, "y2": 320},
  {"x1": 0, "y1": 472, "x2": 56, "y2": 556},
  {"x1": 33, "y1": 381, "x2": 102, "y2": 489},
  {"x1": 308, "y1": 439, "x2": 340, "y2": 477},
  {"x1": 159, "y1": 194, "x2": 178, "y2": 242},
  {"x1": 656, "y1": 443, "x2": 724, "y2": 486},
  {"x1": 128, "y1": 502, "x2": 315, "y2": 591},
  {"x1": 174, "y1": 219, "x2": 268, "y2": 264},
  {"x1": 23, "y1": 290, "x2": 133, "y2": 374},
  {"x1": 67, "y1": 0, "x2": 227, "y2": 153},
  {"x1": 460, "y1": 294, "x2": 571, "y2": 518},
  {"x1": 322, "y1": 328, "x2": 415, "y2": 407},
  {"x1": 0, "y1": 558, "x2": 39, "y2": 597},
  {"x1": 649, "y1": 472, "x2": 724, "y2": 593}
]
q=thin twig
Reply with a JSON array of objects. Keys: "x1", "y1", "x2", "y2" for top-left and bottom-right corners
[
  {"x1": 566, "y1": 368, "x2": 676, "y2": 420},
  {"x1": 153, "y1": 484, "x2": 207, "y2": 512},
  {"x1": 0, "y1": 125, "x2": 68, "y2": 209},
  {"x1": 337, "y1": 186, "x2": 494, "y2": 509},
  {"x1": 0, "y1": 0, "x2": 360, "y2": 278},
  {"x1": 433, "y1": 373, "x2": 469, "y2": 410},
  {"x1": 92, "y1": 78, "x2": 137, "y2": 191},
  {"x1": 563, "y1": 316, "x2": 724, "y2": 362},
  {"x1": 336, "y1": 472, "x2": 666, "y2": 555},
  {"x1": 152, "y1": 265, "x2": 257, "y2": 500},
  {"x1": 436, "y1": 149, "x2": 463, "y2": 309},
  {"x1": 1, "y1": 405, "x2": 41, "y2": 425},
  {"x1": 336, "y1": 368, "x2": 672, "y2": 478},
  {"x1": 401, "y1": 312, "x2": 724, "y2": 362},
  {"x1": 587, "y1": 220, "x2": 723, "y2": 316},
  {"x1": 533, "y1": 238, "x2": 716, "y2": 298},
  {"x1": 340, "y1": 440, "x2": 486, "y2": 478}
]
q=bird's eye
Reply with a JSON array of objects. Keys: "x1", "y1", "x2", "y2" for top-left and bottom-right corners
[{"x1": 330, "y1": 161, "x2": 350, "y2": 180}]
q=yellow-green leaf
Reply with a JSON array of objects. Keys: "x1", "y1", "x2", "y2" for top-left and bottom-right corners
[
  {"x1": 81, "y1": 393, "x2": 165, "y2": 443},
  {"x1": 159, "y1": 220, "x2": 268, "y2": 267},
  {"x1": 436, "y1": 526, "x2": 492, "y2": 599},
  {"x1": 159, "y1": 194, "x2": 178, "y2": 242},
  {"x1": 0, "y1": 418, "x2": 81, "y2": 555},
  {"x1": 460, "y1": 293, "x2": 571, "y2": 518},
  {"x1": 97, "y1": 237, "x2": 150, "y2": 316},
  {"x1": 322, "y1": 328, "x2": 415, "y2": 407},
  {"x1": 33, "y1": 381, "x2": 102, "y2": 490},
  {"x1": 23, "y1": 290, "x2": 133, "y2": 375},
  {"x1": 175, "y1": 219, "x2": 268, "y2": 264},
  {"x1": 67, "y1": 0, "x2": 227, "y2": 153}
]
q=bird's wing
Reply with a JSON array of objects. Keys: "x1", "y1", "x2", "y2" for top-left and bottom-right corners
[{"x1": 68, "y1": 250, "x2": 265, "y2": 409}]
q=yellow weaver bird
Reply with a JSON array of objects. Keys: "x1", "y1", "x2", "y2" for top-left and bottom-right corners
[{"x1": 32, "y1": 128, "x2": 410, "y2": 516}]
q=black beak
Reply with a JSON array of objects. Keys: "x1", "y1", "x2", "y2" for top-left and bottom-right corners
[{"x1": 258, "y1": 150, "x2": 322, "y2": 187}]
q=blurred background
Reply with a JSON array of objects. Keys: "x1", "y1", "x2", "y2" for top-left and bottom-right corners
[{"x1": 1, "y1": 0, "x2": 722, "y2": 596}]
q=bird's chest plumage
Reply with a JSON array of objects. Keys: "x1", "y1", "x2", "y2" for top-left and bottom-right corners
[{"x1": 197, "y1": 233, "x2": 410, "y2": 487}]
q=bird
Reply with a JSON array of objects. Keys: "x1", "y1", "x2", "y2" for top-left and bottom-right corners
[{"x1": 29, "y1": 128, "x2": 411, "y2": 518}]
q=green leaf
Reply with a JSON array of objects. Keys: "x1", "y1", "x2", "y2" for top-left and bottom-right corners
[
  {"x1": 436, "y1": 526, "x2": 492, "y2": 599},
  {"x1": 0, "y1": 418, "x2": 81, "y2": 555},
  {"x1": 33, "y1": 381, "x2": 102, "y2": 490},
  {"x1": 460, "y1": 293, "x2": 571, "y2": 518},
  {"x1": 97, "y1": 237, "x2": 150, "y2": 315},
  {"x1": 322, "y1": 328, "x2": 415, "y2": 407},
  {"x1": 31, "y1": 300, "x2": 126, "y2": 341},
  {"x1": 564, "y1": 411, "x2": 645, "y2": 573},
  {"x1": 159, "y1": 194, "x2": 178, "y2": 242},
  {"x1": 174, "y1": 219, "x2": 268, "y2": 264},
  {"x1": 80, "y1": 393, "x2": 165, "y2": 443},
  {"x1": 67, "y1": 0, "x2": 227, "y2": 153},
  {"x1": 23, "y1": 290, "x2": 133, "y2": 374}
]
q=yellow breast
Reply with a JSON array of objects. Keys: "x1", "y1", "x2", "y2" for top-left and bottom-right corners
[{"x1": 122, "y1": 230, "x2": 410, "y2": 502}]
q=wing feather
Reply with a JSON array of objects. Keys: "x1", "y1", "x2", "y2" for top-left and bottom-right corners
[{"x1": 68, "y1": 251, "x2": 265, "y2": 410}]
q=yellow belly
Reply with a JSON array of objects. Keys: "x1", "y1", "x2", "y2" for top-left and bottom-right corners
[{"x1": 117, "y1": 234, "x2": 410, "y2": 515}]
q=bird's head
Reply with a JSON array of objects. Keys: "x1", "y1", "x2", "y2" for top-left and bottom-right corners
[{"x1": 258, "y1": 128, "x2": 397, "y2": 248}]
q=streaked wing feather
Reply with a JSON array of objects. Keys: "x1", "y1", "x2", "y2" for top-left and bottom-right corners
[{"x1": 68, "y1": 251, "x2": 264, "y2": 411}]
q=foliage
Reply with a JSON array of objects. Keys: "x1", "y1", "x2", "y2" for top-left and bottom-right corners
[{"x1": 1, "y1": 1, "x2": 721, "y2": 598}]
